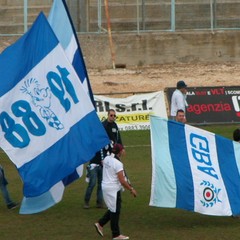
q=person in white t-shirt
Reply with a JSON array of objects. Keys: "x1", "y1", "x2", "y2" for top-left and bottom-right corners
[
  {"x1": 94, "y1": 144, "x2": 137, "y2": 240},
  {"x1": 170, "y1": 80, "x2": 188, "y2": 121}
]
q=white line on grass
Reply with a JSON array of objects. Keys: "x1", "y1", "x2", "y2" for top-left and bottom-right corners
[{"x1": 125, "y1": 145, "x2": 150, "y2": 148}]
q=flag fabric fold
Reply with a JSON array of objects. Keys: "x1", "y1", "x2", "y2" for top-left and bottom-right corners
[
  {"x1": 0, "y1": 12, "x2": 109, "y2": 214},
  {"x1": 150, "y1": 115, "x2": 240, "y2": 216}
]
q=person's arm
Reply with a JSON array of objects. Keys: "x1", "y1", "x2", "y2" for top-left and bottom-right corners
[{"x1": 117, "y1": 170, "x2": 137, "y2": 197}]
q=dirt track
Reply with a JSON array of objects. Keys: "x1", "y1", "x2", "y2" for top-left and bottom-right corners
[{"x1": 88, "y1": 62, "x2": 240, "y2": 95}]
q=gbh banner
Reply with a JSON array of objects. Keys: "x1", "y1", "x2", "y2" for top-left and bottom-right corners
[
  {"x1": 0, "y1": 13, "x2": 109, "y2": 214},
  {"x1": 95, "y1": 91, "x2": 167, "y2": 131},
  {"x1": 166, "y1": 86, "x2": 240, "y2": 124},
  {"x1": 150, "y1": 116, "x2": 240, "y2": 216}
]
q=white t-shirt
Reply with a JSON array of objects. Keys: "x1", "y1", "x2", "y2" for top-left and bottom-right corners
[
  {"x1": 101, "y1": 154, "x2": 124, "y2": 212},
  {"x1": 170, "y1": 89, "x2": 188, "y2": 117},
  {"x1": 102, "y1": 154, "x2": 123, "y2": 188}
]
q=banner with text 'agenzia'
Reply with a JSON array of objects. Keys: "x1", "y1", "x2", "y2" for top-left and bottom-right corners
[{"x1": 166, "y1": 86, "x2": 240, "y2": 124}]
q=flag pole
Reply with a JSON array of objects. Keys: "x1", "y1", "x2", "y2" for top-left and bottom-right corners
[{"x1": 104, "y1": 0, "x2": 116, "y2": 69}]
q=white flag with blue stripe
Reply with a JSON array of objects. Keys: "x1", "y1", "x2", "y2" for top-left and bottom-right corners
[
  {"x1": 150, "y1": 115, "x2": 240, "y2": 216},
  {"x1": 0, "y1": 13, "x2": 109, "y2": 214}
]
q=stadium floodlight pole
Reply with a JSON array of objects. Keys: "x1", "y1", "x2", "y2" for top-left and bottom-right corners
[
  {"x1": 24, "y1": 0, "x2": 28, "y2": 33},
  {"x1": 104, "y1": 0, "x2": 116, "y2": 69}
]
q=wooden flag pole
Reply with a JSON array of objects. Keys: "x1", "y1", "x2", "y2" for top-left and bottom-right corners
[{"x1": 104, "y1": 0, "x2": 116, "y2": 69}]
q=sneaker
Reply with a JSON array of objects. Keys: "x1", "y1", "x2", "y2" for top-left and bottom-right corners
[
  {"x1": 7, "y1": 202, "x2": 18, "y2": 210},
  {"x1": 113, "y1": 235, "x2": 129, "y2": 240},
  {"x1": 94, "y1": 222, "x2": 103, "y2": 237},
  {"x1": 83, "y1": 202, "x2": 90, "y2": 209}
]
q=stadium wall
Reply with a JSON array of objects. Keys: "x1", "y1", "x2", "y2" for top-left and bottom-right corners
[{"x1": 0, "y1": 31, "x2": 240, "y2": 69}]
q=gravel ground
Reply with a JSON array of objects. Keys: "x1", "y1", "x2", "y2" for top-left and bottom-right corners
[{"x1": 88, "y1": 62, "x2": 240, "y2": 95}]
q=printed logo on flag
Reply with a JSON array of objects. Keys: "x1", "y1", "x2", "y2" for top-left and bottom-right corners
[
  {"x1": 200, "y1": 180, "x2": 221, "y2": 207},
  {"x1": 8, "y1": 64, "x2": 77, "y2": 148},
  {"x1": 20, "y1": 63, "x2": 81, "y2": 135},
  {"x1": 0, "y1": 45, "x2": 93, "y2": 168},
  {"x1": 185, "y1": 125, "x2": 231, "y2": 214}
]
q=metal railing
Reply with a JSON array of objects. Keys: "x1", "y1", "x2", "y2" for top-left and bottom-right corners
[{"x1": 0, "y1": 0, "x2": 240, "y2": 35}]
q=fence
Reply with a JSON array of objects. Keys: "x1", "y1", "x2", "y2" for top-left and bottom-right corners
[
  {"x1": 1, "y1": 0, "x2": 240, "y2": 35},
  {"x1": 91, "y1": 0, "x2": 240, "y2": 33}
]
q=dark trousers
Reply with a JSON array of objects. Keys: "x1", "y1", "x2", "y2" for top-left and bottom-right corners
[{"x1": 99, "y1": 191, "x2": 121, "y2": 238}]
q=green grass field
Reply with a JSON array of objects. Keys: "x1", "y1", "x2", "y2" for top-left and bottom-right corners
[{"x1": 0, "y1": 124, "x2": 240, "y2": 240}]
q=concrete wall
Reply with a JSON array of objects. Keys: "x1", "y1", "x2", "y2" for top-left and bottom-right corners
[
  {"x1": 78, "y1": 31, "x2": 240, "y2": 69},
  {"x1": 1, "y1": 31, "x2": 240, "y2": 69}
]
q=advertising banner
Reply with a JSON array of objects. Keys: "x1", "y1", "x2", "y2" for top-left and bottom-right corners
[
  {"x1": 166, "y1": 86, "x2": 240, "y2": 124},
  {"x1": 94, "y1": 91, "x2": 167, "y2": 131}
]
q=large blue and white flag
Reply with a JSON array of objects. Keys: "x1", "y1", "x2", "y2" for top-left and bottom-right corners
[
  {"x1": 48, "y1": 0, "x2": 95, "y2": 106},
  {"x1": 0, "y1": 13, "x2": 109, "y2": 214},
  {"x1": 44, "y1": 0, "x2": 96, "y2": 213},
  {"x1": 150, "y1": 116, "x2": 240, "y2": 216}
]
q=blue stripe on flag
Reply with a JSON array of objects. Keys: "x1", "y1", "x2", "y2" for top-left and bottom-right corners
[
  {"x1": 216, "y1": 136, "x2": 240, "y2": 215},
  {"x1": 20, "y1": 165, "x2": 83, "y2": 214},
  {"x1": 168, "y1": 120, "x2": 194, "y2": 211},
  {"x1": 0, "y1": 13, "x2": 58, "y2": 97},
  {"x1": 62, "y1": 169, "x2": 81, "y2": 186},
  {"x1": 48, "y1": 1, "x2": 72, "y2": 49},
  {"x1": 20, "y1": 181, "x2": 64, "y2": 214},
  {"x1": 19, "y1": 111, "x2": 108, "y2": 197},
  {"x1": 20, "y1": 190, "x2": 58, "y2": 214}
]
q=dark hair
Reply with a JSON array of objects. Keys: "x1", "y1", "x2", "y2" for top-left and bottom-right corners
[
  {"x1": 176, "y1": 109, "x2": 184, "y2": 115},
  {"x1": 112, "y1": 144, "x2": 123, "y2": 155},
  {"x1": 233, "y1": 128, "x2": 240, "y2": 142},
  {"x1": 108, "y1": 109, "x2": 115, "y2": 115}
]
